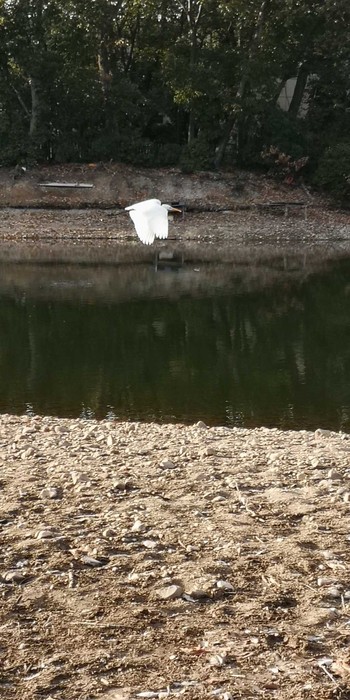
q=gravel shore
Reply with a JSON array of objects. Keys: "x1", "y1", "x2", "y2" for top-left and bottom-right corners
[{"x1": 1, "y1": 414, "x2": 350, "y2": 699}]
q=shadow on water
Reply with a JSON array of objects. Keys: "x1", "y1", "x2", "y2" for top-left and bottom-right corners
[{"x1": 1, "y1": 245, "x2": 350, "y2": 431}]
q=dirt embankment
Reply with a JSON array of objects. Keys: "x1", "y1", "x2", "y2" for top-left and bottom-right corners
[
  {"x1": 0, "y1": 162, "x2": 249, "y2": 210},
  {"x1": 0, "y1": 161, "x2": 322, "y2": 211}
]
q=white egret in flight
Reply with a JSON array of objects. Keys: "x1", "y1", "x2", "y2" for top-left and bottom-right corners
[{"x1": 125, "y1": 198, "x2": 181, "y2": 245}]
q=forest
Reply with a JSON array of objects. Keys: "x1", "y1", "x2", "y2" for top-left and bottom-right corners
[{"x1": 0, "y1": 0, "x2": 350, "y2": 198}]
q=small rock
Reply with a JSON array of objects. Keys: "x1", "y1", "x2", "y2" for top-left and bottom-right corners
[
  {"x1": 128, "y1": 572, "x2": 140, "y2": 582},
  {"x1": 186, "y1": 588, "x2": 209, "y2": 600},
  {"x1": 21, "y1": 447, "x2": 35, "y2": 459},
  {"x1": 36, "y1": 528, "x2": 56, "y2": 539},
  {"x1": 216, "y1": 579, "x2": 234, "y2": 591},
  {"x1": 81, "y1": 555, "x2": 105, "y2": 567},
  {"x1": 142, "y1": 539, "x2": 158, "y2": 549},
  {"x1": 317, "y1": 576, "x2": 335, "y2": 586},
  {"x1": 106, "y1": 435, "x2": 114, "y2": 447},
  {"x1": 194, "y1": 421, "x2": 207, "y2": 429},
  {"x1": 310, "y1": 457, "x2": 323, "y2": 469},
  {"x1": 209, "y1": 654, "x2": 226, "y2": 667},
  {"x1": 315, "y1": 429, "x2": 332, "y2": 439},
  {"x1": 3, "y1": 570, "x2": 27, "y2": 583},
  {"x1": 103, "y1": 527, "x2": 116, "y2": 538},
  {"x1": 131, "y1": 519, "x2": 145, "y2": 533},
  {"x1": 159, "y1": 459, "x2": 176, "y2": 469},
  {"x1": 156, "y1": 584, "x2": 184, "y2": 600},
  {"x1": 327, "y1": 468, "x2": 342, "y2": 480},
  {"x1": 40, "y1": 487, "x2": 59, "y2": 499},
  {"x1": 325, "y1": 586, "x2": 343, "y2": 598},
  {"x1": 199, "y1": 446, "x2": 216, "y2": 457},
  {"x1": 70, "y1": 471, "x2": 89, "y2": 485},
  {"x1": 112, "y1": 480, "x2": 133, "y2": 491},
  {"x1": 316, "y1": 657, "x2": 333, "y2": 667}
]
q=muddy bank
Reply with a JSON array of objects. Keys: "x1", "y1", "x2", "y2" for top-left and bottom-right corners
[
  {"x1": 0, "y1": 162, "x2": 299, "y2": 211},
  {"x1": 0, "y1": 207, "x2": 350, "y2": 264}
]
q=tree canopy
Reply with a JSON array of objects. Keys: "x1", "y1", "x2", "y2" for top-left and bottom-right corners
[{"x1": 0, "y1": 0, "x2": 349, "y2": 184}]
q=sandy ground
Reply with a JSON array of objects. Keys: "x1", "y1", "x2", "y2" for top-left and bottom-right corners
[
  {"x1": 1, "y1": 415, "x2": 350, "y2": 700},
  {"x1": 1, "y1": 168, "x2": 350, "y2": 699}
]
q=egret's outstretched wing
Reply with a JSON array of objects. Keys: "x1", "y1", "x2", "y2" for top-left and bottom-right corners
[
  {"x1": 125, "y1": 199, "x2": 168, "y2": 244},
  {"x1": 128, "y1": 209, "x2": 155, "y2": 245},
  {"x1": 147, "y1": 205, "x2": 168, "y2": 240},
  {"x1": 125, "y1": 199, "x2": 162, "y2": 213}
]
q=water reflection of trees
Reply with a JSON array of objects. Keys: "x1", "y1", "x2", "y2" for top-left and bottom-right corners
[
  {"x1": 0, "y1": 247, "x2": 346, "y2": 304},
  {"x1": 0, "y1": 257, "x2": 350, "y2": 430}
]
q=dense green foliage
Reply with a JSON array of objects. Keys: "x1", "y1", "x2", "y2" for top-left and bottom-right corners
[
  {"x1": 0, "y1": 0, "x2": 350, "y2": 188},
  {"x1": 314, "y1": 141, "x2": 350, "y2": 202}
]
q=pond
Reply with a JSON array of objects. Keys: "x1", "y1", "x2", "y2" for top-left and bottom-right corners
[{"x1": 1, "y1": 249, "x2": 350, "y2": 431}]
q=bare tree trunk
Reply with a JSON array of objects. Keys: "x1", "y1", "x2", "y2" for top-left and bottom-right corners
[
  {"x1": 178, "y1": 0, "x2": 203, "y2": 145},
  {"x1": 29, "y1": 75, "x2": 41, "y2": 139},
  {"x1": 187, "y1": 39, "x2": 198, "y2": 144},
  {"x1": 214, "y1": 0, "x2": 269, "y2": 168}
]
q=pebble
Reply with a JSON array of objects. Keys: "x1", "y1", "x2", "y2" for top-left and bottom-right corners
[
  {"x1": 327, "y1": 468, "x2": 342, "y2": 480},
  {"x1": 316, "y1": 657, "x2": 333, "y2": 667},
  {"x1": 325, "y1": 586, "x2": 343, "y2": 598},
  {"x1": 3, "y1": 570, "x2": 27, "y2": 583},
  {"x1": 315, "y1": 429, "x2": 333, "y2": 439},
  {"x1": 131, "y1": 519, "x2": 146, "y2": 533},
  {"x1": 40, "y1": 487, "x2": 60, "y2": 499},
  {"x1": 81, "y1": 555, "x2": 105, "y2": 567},
  {"x1": 209, "y1": 654, "x2": 226, "y2": 667},
  {"x1": 186, "y1": 588, "x2": 209, "y2": 600},
  {"x1": 113, "y1": 480, "x2": 133, "y2": 490},
  {"x1": 159, "y1": 459, "x2": 176, "y2": 470},
  {"x1": 142, "y1": 539, "x2": 158, "y2": 549},
  {"x1": 103, "y1": 527, "x2": 116, "y2": 538},
  {"x1": 156, "y1": 584, "x2": 184, "y2": 600},
  {"x1": 70, "y1": 471, "x2": 89, "y2": 485},
  {"x1": 317, "y1": 576, "x2": 336, "y2": 586},
  {"x1": 199, "y1": 447, "x2": 217, "y2": 457},
  {"x1": 36, "y1": 528, "x2": 56, "y2": 539},
  {"x1": 194, "y1": 421, "x2": 207, "y2": 429},
  {"x1": 216, "y1": 579, "x2": 234, "y2": 591}
]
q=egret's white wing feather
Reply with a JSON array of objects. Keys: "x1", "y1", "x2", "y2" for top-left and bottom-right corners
[
  {"x1": 125, "y1": 199, "x2": 161, "y2": 212},
  {"x1": 147, "y1": 206, "x2": 168, "y2": 240},
  {"x1": 129, "y1": 210, "x2": 155, "y2": 245},
  {"x1": 125, "y1": 199, "x2": 169, "y2": 244}
]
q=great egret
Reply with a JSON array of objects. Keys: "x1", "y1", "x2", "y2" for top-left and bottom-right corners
[{"x1": 125, "y1": 198, "x2": 181, "y2": 245}]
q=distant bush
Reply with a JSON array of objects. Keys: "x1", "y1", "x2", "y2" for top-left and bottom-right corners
[
  {"x1": 261, "y1": 108, "x2": 308, "y2": 161},
  {"x1": 313, "y1": 141, "x2": 350, "y2": 202},
  {"x1": 120, "y1": 139, "x2": 181, "y2": 168},
  {"x1": 180, "y1": 137, "x2": 214, "y2": 173},
  {"x1": 91, "y1": 135, "x2": 181, "y2": 168},
  {"x1": 261, "y1": 145, "x2": 309, "y2": 184}
]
